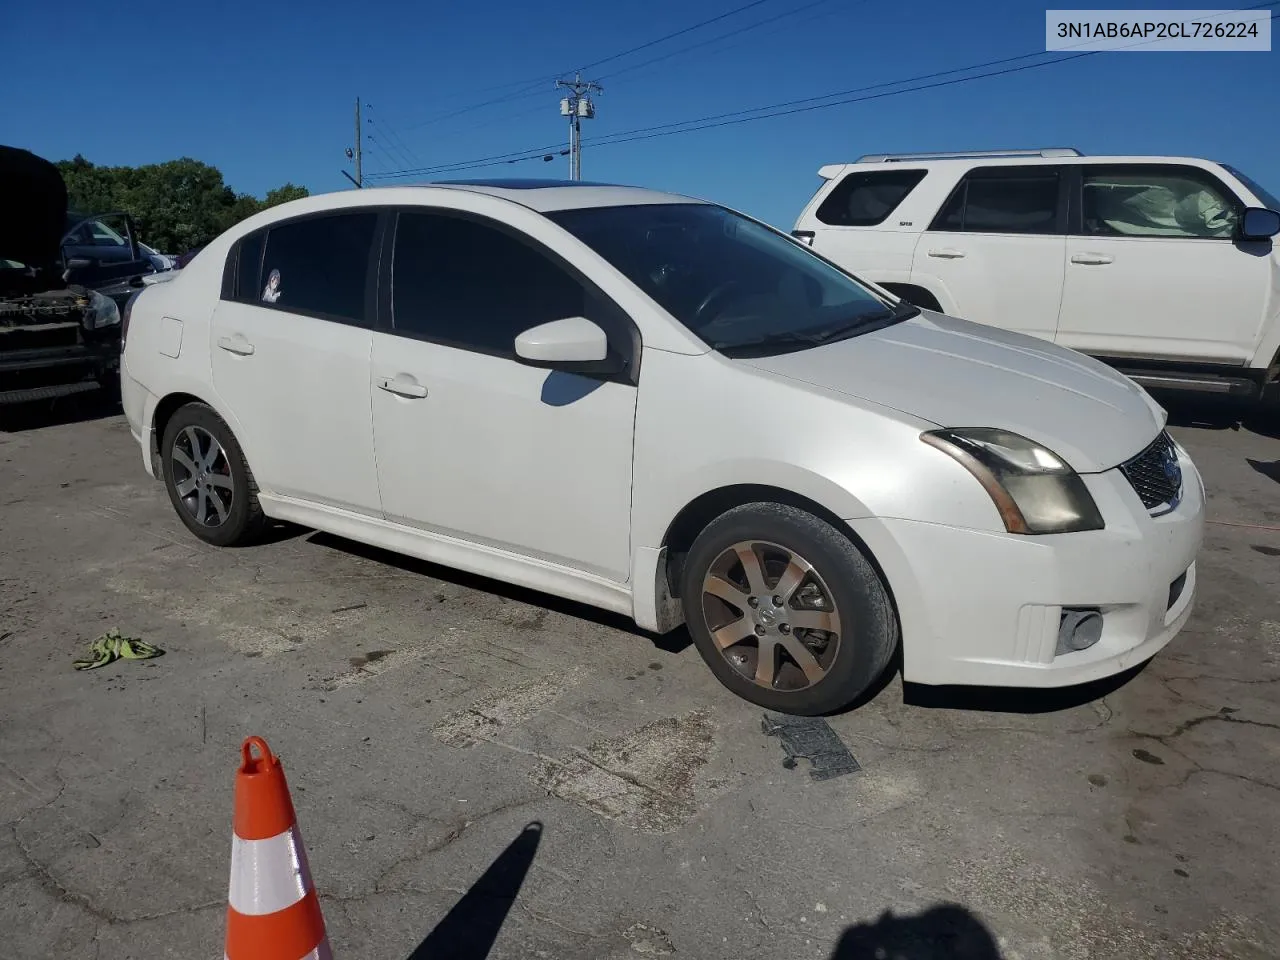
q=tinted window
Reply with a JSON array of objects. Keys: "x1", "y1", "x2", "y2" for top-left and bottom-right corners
[
  {"x1": 550, "y1": 204, "x2": 903, "y2": 356},
  {"x1": 259, "y1": 212, "x2": 378, "y2": 323},
  {"x1": 815, "y1": 169, "x2": 927, "y2": 226},
  {"x1": 931, "y1": 168, "x2": 1061, "y2": 234},
  {"x1": 1080, "y1": 165, "x2": 1239, "y2": 239},
  {"x1": 234, "y1": 231, "x2": 265, "y2": 301},
  {"x1": 391, "y1": 212, "x2": 587, "y2": 354}
]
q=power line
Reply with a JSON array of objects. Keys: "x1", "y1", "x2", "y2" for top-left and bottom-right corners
[
  {"x1": 398, "y1": 0, "x2": 781, "y2": 131},
  {"x1": 367, "y1": 48, "x2": 1095, "y2": 181},
  {"x1": 598, "y1": 0, "x2": 837, "y2": 82},
  {"x1": 364, "y1": 135, "x2": 407, "y2": 171},
  {"x1": 365, "y1": 105, "x2": 424, "y2": 167},
  {"x1": 368, "y1": 4, "x2": 1280, "y2": 182}
]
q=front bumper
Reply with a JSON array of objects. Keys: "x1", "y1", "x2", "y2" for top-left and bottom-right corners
[
  {"x1": 849, "y1": 444, "x2": 1205, "y2": 688},
  {"x1": 0, "y1": 338, "x2": 120, "y2": 403}
]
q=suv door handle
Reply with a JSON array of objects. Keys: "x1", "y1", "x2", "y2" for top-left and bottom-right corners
[
  {"x1": 927, "y1": 248, "x2": 966, "y2": 259},
  {"x1": 1070, "y1": 253, "x2": 1114, "y2": 265},
  {"x1": 377, "y1": 375, "x2": 428, "y2": 399},
  {"x1": 216, "y1": 335, "x2": 255, "y2": 356}
]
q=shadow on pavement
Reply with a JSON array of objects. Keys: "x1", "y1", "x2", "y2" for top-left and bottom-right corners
[
  {"x1": 307, "y1": 531, "x2": 693, "y2": 653},
  {"x1": 828, "y1": 904, "x2": 1002, "y2": 959},
  {"x1": 406, "y1": 821, "x2": 542, "y2": 960},
  {"x1": 1158, "y1": 393, "x2": 1280, "y2": 440},
  {"x1": 1247, "y1": 457, "x2": 1280, "y2": 485},
  {"x1": 0, "y1": 390, "x2": 121, "y2": 432},
  {"x1": 903, "y1": 661, "x2": 1147, "y2": 714}
]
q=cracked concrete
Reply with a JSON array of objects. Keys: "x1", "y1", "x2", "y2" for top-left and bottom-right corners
[{"x1": 1, "y1": 400, "x2": 1278, "y2": 959}]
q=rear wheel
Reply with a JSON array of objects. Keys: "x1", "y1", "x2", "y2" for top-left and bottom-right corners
[
  {"x1": 680, "y1": 502, "x2": 897, "y2": 715},
  {"x1": 160, "y1": 402, "x2": 265, "y2": 547}
]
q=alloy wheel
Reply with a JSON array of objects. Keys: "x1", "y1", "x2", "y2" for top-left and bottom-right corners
[
  {"x1": 700, "y1": 540, "x2": 842, "y2": 691},
  {"x1": 170, "y1": 425, "x2": 234, "y2": 527}
]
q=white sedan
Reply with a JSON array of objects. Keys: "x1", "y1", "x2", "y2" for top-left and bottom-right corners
[{"x1": 120, "y1": 180, "x2": 1204, "y2": 714}]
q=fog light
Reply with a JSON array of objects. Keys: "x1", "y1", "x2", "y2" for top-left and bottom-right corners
[{"x1": 1057, "y1": 609, "x2": 1102, "y2": 656}]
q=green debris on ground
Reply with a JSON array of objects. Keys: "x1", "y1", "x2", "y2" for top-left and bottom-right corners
[{"x1": 73, "y1": 629, "x2": 164, "y2": 670}]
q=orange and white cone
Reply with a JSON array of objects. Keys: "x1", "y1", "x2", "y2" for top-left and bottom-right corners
[{"x1": 225, "y1": 736, "x2": 332, "y2": 960}]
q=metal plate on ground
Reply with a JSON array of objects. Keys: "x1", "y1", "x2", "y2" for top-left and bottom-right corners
[{"x1": 762, "y1": 713, "x2": 860, "y2": 781}]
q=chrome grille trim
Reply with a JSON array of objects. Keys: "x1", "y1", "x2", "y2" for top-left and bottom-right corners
[{"x1": 1119, "y1": 431, "x2": 1182, "y2": 516}]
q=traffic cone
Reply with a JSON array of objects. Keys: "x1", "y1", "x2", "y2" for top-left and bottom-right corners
[{"x1": 225, "y1": 736, "x2": 332, "y2": 960}]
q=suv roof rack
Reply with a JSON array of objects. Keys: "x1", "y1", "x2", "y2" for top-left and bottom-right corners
[{"x1": 856, "y1": 148, "x2": 1082, "y2": 163}]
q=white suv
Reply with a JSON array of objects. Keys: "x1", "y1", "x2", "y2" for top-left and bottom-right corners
[
  {"x1": 121, "y1": 180, "x2": 1203, "y2": 715},
  {"x1": 792, "y1": 148, "x2": 1280, "y2": 401}
]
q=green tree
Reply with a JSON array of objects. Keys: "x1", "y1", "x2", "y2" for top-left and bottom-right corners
[{"x1": 56, "y1": 157, "x2": 310, "y2": 253}]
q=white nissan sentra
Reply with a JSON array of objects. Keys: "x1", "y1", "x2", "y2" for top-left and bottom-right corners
[{"x1": 120, "y1": 180, "x2": 1204, "y2": 715}]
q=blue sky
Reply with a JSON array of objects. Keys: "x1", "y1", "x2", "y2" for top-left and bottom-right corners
[{"x1": 3, "y1": 0, "x2": 1276, "y2": 229}]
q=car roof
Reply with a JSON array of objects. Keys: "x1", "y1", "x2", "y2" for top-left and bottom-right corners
[
  {"x1": 821, "y1": 155, "x2": 1225, "y2": 178},
  {"x1": 375, "y1": 179, "x2": 706, "y2": 213}
]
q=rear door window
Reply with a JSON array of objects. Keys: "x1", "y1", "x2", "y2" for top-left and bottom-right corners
[
  {"x1": 815, "y1": 169, "x2": 927, "y2": 226},
  {"x1": 930, "y1": 166, "x2": 1064, "y2": 235},
  {"x1": 233, "y1": 231, "x2": 265, "y2": 301},
  {"x1": 257, "y1": 212, "x2": 379, "y2": 324}
]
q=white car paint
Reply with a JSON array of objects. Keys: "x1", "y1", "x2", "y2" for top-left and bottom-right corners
[
  {"x1": 121, "y1": 181, "x2": 1204, "y2": 694},
  {"x1": 794, "y1": 152, "x2": 1280, "y2": 382}
]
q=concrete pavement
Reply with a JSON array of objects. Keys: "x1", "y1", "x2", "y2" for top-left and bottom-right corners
[{"x1": 1, "y1": 398, "x2": 1278, "y2": 959}]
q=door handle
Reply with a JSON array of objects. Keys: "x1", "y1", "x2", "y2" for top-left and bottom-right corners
[
  {"x1": 377, "y1": 376, "x2": 428, "y2": 399},
  {"x1": 216, "y1": 335, "x2": 255, "y2": 356},
  {"x1": 1070, "y1": 253, "x2": 1114, "y2": 265},
  {"x1": 927, "y1": 248, "x2": 966, "y2": 259}
]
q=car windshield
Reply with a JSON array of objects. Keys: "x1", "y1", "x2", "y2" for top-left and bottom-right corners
[
  {"x1": 548, "y1": 203, "x2": 909, "y2": 355},
  {"x1": 64, "y1": 216, "x2": 129, "y2": 247},
  {"x1": 1223, "y1": 165, "x2": 1280, "y2": 211}
]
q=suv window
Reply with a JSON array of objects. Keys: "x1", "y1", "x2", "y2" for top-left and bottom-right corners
[
  {"x1": 258, "y1": 212, "x2": 378, "y2": 323},
  {"x1": 815, "y1": 169, "x2": 927, "y2": 226},
  {"x1": 931, "y1": 167, "x2": 1062, "y2": 234},
  {"x1": 1079, "y1": 165, "x2": 1239, "y2": 239},
  {"x1": 391, "y1": 211, "x2": 588, "y2": 355}
]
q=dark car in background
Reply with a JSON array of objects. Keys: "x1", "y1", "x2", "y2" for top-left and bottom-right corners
[
  {"x1": 61, "y1": 211, "x2": 159, "y2": 311},
  {"x1": 1, "y1": 145, "x2": 153, "y2": 404}
]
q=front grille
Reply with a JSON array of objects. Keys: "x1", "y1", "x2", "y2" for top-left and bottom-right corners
[
  {"x1": 1120, "y1": 431, "x2": 1182, "y2": 513},
  {"x1": 1, "y1": 322, "x2": 81, "y2": 351}
]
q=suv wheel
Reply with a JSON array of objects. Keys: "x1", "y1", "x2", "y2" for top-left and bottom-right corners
[
  {"x1": 160, "y1": 402, "x2": 265, "y2": 547},
  {"x1": 680, "y1": 502, "x2": 898, "y2": 715}
]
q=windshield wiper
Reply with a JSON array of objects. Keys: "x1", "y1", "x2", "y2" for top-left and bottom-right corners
[{"x1": 713, "y1": 305, "x2": 911, "y2": 356}]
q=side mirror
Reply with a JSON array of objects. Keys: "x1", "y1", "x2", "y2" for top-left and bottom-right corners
[
  {"x1": 514, "y1": 316, "x2": 620, "y2": 376},
  {"x1": 1239, "y1": 207, "x2": 1280, "y2": 241}
]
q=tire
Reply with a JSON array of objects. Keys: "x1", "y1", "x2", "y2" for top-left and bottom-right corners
[
  {"x1": 680, "y1": 502, "x2": 898, "y2": 715},
  {"x1": 160, "y1": 402, "x2": 265, "y2": 547}
]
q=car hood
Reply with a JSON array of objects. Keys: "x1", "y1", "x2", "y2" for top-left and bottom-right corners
[
  {"x1": 742, "y1": 310, "x2": 1164, "y2": 473},
  {"x1": 0, "y1": 145, "x2": 68, "y2": 272}
]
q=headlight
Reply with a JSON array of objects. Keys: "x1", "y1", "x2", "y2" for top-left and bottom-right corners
[
  {"x1": 921, "y1": 428, "x2": 1104, "y2": 535},
  {"x1": 85, "y1": 290, "x2": 120, "y2": 329}
]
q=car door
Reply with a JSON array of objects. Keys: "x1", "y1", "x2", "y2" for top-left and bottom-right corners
[
  {"x1": 1056, "y1": 163, "x2": 1268, "y2": 364},
  {"x1": 63, "y1": 214, "x2": 154, "y2": 300},
  {"x1": 209, "y1": 209, "x2": 383, "y2": 516},
  {"x1": 370, "y1": 208, "x2": 637, "y2": 582},
  {"x1": 911, "y1": 164, "x2": 1067, "y2": 341}
]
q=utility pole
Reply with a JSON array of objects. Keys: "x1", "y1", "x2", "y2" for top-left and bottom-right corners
[
  {"x1": 353, "y1": 97, "x2": 363, "y2": 187},
  {"x1": 555, "y1": 74, "x2": 602, "y2": 181}
]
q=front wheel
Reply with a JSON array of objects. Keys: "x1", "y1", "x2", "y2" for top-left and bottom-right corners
[{"x1": 680, "y1": 503, "x2": 898, "y2": 715}]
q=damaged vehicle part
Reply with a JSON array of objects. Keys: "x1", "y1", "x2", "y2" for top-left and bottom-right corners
[{"x1": 0, "y1": 145, "x2": 137, "y2": 404}]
